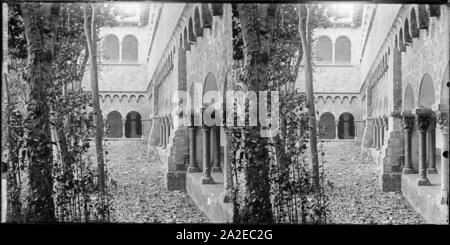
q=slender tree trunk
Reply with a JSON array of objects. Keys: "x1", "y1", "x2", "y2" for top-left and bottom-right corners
[
  {"x1": 21, "y1": 2, "x2": 60, "y2": 223},
  {"x1": 83, "y1": 4, "x2": 105, "y2": 192},
  {"x1": 298, "y1": 4, "x2": 320, "y2": 191},
  {"x1": 236, "y1": 3, "x2": 278, "y2": 223}
]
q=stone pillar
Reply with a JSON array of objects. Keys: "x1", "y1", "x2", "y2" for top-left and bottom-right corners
[
  {"x1": 427, "y1": 117, "x2": 437, "y2": 174},
  {"x1": 159, "y1": 118, "x2": 163, "y2": 146},
  {"x1": 381, "y1": 118, "x2": 385, "y2": 146},
  {"x1": 371, "y1": 119, "x2": 377, "y2": 148},
  {"x1": 212, "y1": 126, "x2": 222, "y2": 172},
  {"x1": 162, "y1": 119, "x2": 166, "y2": 147},
  {"x1": 222, "y1": 129, "x2": 232, "y2": 203},
  {"x1": 402, "y1": 114, "x2": 416, "y2": 174},
  {"x1": 335, "y1": 121, "x2": 339, "y2": 139},
  {"x1": 375, "y1": 119, "x2": 380, "y2": 149},
  {"x1": 165, "y1": 118, "x2": 170, "y2": 147},
  {"x1": 122, "y1": 119, "x2": 126, "y2": 138},
  {"x1": 187, "y1": 126, "x2": 199, "y2": 172},
  {"x1": 416, "y1": 113, "x2": 432, "y2": 186},
  {"x1": 436, "y1": 108, "x2": 449, "y2": 204},
  {"x1": 201, "y1": 126, "x2": 214, "y2": 184}
]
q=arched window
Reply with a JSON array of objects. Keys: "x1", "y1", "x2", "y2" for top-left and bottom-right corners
[
  {"x1": 194, "y1": 7, "x2": 202, "y2": 36},
  {"x1": 106, "y1": 111, "x2": 123, "y2": 138},
  {"x1": 125, "y1": 111, "x2": 142, "y2": 138},
  {"x1": 316, "y1": 36, "x2": 332, "y2": 64},
  {"x1": 335, "y1": 36, "x2": 351, "y2": 64},
  {"x1": 418, "y1": 73, "x2": 435, "y2": 108},
  {"x1": 122, "y1": 35, "x2": 138, "y2": 63},
  {"x1": 103, "y1": 34, "x2": 119, "y2": 63}
]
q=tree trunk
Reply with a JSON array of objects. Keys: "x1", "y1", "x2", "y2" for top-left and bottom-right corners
[
  {"x1": 83, "y1": 4, "x2": 105, "y2": 192},
  {"x1": 236, "y1": 3, "x2": 278, "y2": 223},
  {"x1": 21, "y1": 2, "x2": 60, "y2": 223},
  {"x1": 298, "y1": 4, "x2": 320, "y2": 191}
]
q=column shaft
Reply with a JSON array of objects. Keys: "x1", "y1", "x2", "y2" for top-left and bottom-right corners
[
  {"x1": 202, "y1": 126, "x2": 214, "y2": 184},
  {"x1": 122, "y1": 119, "x2": 126, "y2": 138},
  {"x1": 417, "y1": 115, "x2": 431, "y2": 186},
  {"x1": 212, "y1": 126, "x2": 222, "y2": 172},
  {"x1": 403, "y1": 116, "x2": 416, "y2": 174},
  {"x1": 188, "y1": 126, "x2": 199, "y2": 172},
  {"x1": 222, "y1": 130, "x2": 232, "y2": 203},
  {"x1": 427, "y1": 121, "x2": 437, "y2": 174}
]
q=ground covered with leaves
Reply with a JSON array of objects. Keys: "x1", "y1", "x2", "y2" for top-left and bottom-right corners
[
  {"x1": 321, "y1": 141, "x2": 425, "y2": 224},
  {"x1": 104, "y1": 140, "x2": 209, "y2": 223}
]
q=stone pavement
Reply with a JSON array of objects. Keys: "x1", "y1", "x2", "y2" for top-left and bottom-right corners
[{"x1": 320, "y1": 141, "x2": 425, "y2": 224}]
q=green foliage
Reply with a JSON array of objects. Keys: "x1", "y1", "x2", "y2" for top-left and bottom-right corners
[{"x1": 229, "y1": 4, "x2": 330, "y2": 224}]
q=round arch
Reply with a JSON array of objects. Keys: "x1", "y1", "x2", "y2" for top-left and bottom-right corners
[
  {"x1": 418, "y1": 73, "x2": 435, "y2": 109},
  {"x1": 335, "y1": 36, "x2": 351, "y2": 64},
  {"x1": 103, "y1": 34, "x2": 119, "y2": 63},
  {"x1": 122, "y1": 35, "x2": 138, "y2": 63},
  {"x1": 338, "y1": 112, "x2": 355, "y2": 139},
  {"x1": 316, "y1": 35, "x2": 332, "y2": 64},
  {"x1": 319, "y1": 112, "x2": 336, "y2": 139},
  {"x1": 125, "y1": 111, "x2": 142, "y2": 138},
  {"x1": 106, "y1": 111, "x2": 123, "y2": 138}
]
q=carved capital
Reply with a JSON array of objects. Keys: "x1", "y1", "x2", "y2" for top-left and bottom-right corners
[
  {"x1": 202, "y1": 125, "x2": 211, "y2": 132},
  {"x1": 383, "y1": 117, "x2": 389, "y2": 130},
  {"x1": 403, "y1": 116, "x2": 415, "y2": 130},
  {"x1": 436, "y1": 111, "x2": 449, "y2": 135},
  {"x1": 416, "y1": 115, "x2": 431, "y2": 132}
]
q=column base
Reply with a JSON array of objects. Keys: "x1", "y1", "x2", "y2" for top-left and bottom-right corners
[
  {"x1": 212, "y1": 167, "x2": 222, "y2": 172},
  {"x1": 440, "y1": 191, "x2": 448, "y2": 205},
  {"x1": 221, "y1": 190, "x2": 232, "y2": 203},
  {"x1": 418, "y1": 177, "x2": 432, "y2": 186},
  {"x1": 187, "y1": 166, "x2": 200, "y2": 172},
  {"x1": 202, "y1": 176, "x2": 215, "y2": 184},
  {"x1": 403, "y1": 167, "x2": 417, "y2": 174},
  {"x1": 427, "y1": 168, "x2": 438, "y2": 174}
]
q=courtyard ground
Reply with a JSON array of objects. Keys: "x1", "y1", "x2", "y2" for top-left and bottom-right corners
[
  {"x1": 105, "y1": 140, "x2": 209, "y2": 223},
  {"x1": 321, "y1": 140, "x2": 425, "y2": 224}
]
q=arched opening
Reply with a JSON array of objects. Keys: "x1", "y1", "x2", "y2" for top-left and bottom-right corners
[
  {"x1": 106, "y1": 111, "x2": 123, "y2": 138},
  {"x1": 418, "y1": 5, "x2": 429, "y2": 29},
  {"x1": 202, "y1": 73, "x2": 221, "y2": 172},
  {"x1": 184, "y1": 28, "x2": 190, "y2": 51},
  {"x1": 404, "y1": 19, "x2": 412, "y2": 44},
  {"x1": 102, "y1": 34, "x2": 119, "y2": 63},
  {"x1": 178, "y1": 42, "x2": 187, "y2": 92},
  {"x1": 335, "y1": 36, "x2": 351, "y2": 64},
  {"x1": 418, "y1": 73, "x2": 435, "y2": 109},
  {"x1": 211, "y1": 4, "x2": 223, "y2": 16},
  {"x1": 338, "y1": 113, "x2": 355, "y2": 139},
  {"x1": 188, "y1": 18, "x2": 196, "y2": 43},
  {"x1": 399, "y1": 28, "x2": 405, "y2": 52},
  {"x1": 316, "y1": 35, "x2": 332, "y2": 64},
  {"x1": 194, "y1": 7, "x2": 202, "y2": 36},
  {"x1": 404, "y1": 84, "x2": 415, "y2": 112},
  {"x1": 201, "y1": 4, "x2": 212, "y2": 28},
  {"x1": 125, "y1": 111, "x2": 142, "y2": 138},
  {"x1": 122, "y1": 35, "x2": 138, "y2": 63},
  {"x1": 410, "y1": 8, "x2": 419, "y2": 38},
  {"x1": 319, "y1": 112, "x2": 335, "y2": 139}
]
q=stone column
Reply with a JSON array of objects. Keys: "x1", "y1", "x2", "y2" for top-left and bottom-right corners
[
  {"x1": 222, "y1": 129, "x2": 232, "y2": 203},
  {"x1": 402, "y1": 114, "x2": 416, "y2": 174},
  {"x1": 159, "y1": 118, "x2": 163, "y2": 146},
  {"x1": 375, "y1": 119, "x2": 380, "y2": 149},
  {"x1": 335, "y1": 121, "x2": 339, "y2": 139},
  {"x1": 436, "y1": 109, "x2": 449, "y2": 204},
  {"x1": 381, "y1": 118, "x2": 385, "y2": 146},
  {"x1": 427, "y1": 117, "x2": 437, "y2": 174},
  {"x1": 188, "y1": 125, "x2": 199, "y2": 172},
  {"x1": 372, "y1": 120, "x2": 377, "y2": 148},
  {"x1": 162, "y1": 119, "x2": 166, "y2": 147},
  {"x1": 416, "y1": 113, "x2": 432, "y2": 186},
  {"x1": 165, "y1": 118, "x2": 170, "y2": 147},
  {"x1": 212, "y1": 126, "x2": 222, "y2": 172},
  {"x1": 201, "y1": 126, "x2": 214, "y2": 184},
  {"x1": 122, "y1": 119, "x2": 126, "y2": 138}
]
